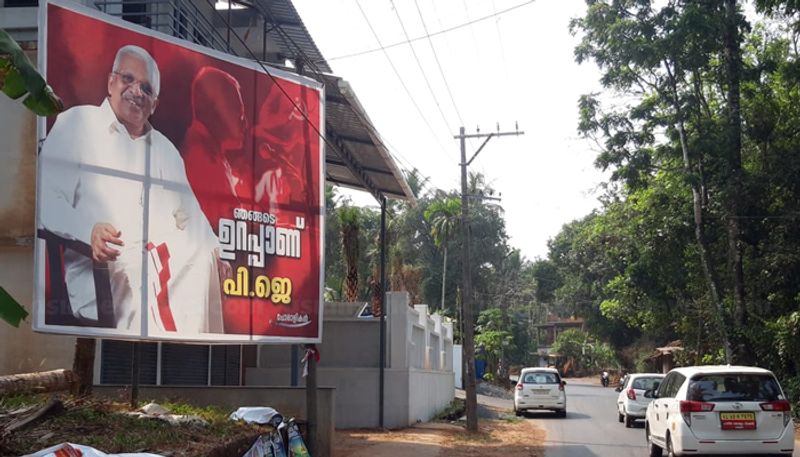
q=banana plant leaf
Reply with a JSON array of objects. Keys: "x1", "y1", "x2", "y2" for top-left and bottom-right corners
[
  {"x1": 0, "y1": 286, "x2": 28, "y2": 328},
  {"x1": 0, "y1": 28, "x2": 63, "y2": 116}
]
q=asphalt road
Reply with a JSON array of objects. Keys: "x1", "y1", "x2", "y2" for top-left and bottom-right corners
[{"x1": 524, "y1": 380, "x2": 647, "y2": 457}]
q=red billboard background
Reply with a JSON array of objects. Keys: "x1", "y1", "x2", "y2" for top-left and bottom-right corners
[{"x1": 35, "y1": 1, "x2": 324, "y2": 342}]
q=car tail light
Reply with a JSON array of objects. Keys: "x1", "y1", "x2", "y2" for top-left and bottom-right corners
[
  {"x1": 679, "y1": 400, "x2": 715, "y2": 413},
  {"x1": 761, "y1": 400, "x2": 792, "y2": 427},
  {"x1": 760, "y1": 400, "x2": 791, "y2": 411},
  {"x1": 516, "y1": 383, "x2": 523, "y2": 391},
  {"x1": 680, "y1": 400, "x2": 715, "y2": 427},
  {"x1": 626, "y1": 388, "x2": 636, "y2": 400},
  {"x1": 559, "y1": 381, "x2": 565, "y2": 392}
]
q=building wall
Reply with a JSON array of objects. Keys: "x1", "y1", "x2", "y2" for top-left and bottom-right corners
[
  {"x1": 408, "y1": 368, "x2": 454, "y2": 424},
  {"x1": 248, "y1": 293, "x2": 455, "y2": 429},
  {"x1": 0, "y1": 51, "x2": 78, "y2": 376}
]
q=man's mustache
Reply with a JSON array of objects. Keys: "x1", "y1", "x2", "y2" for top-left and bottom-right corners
[{"x1": 122, "y1": 92, "x2": 145, "y2": 109}]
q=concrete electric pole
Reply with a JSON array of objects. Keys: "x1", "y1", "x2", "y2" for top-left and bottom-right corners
[{"x1": 456, "y1": 124, "x2": 523, "y2": 433}]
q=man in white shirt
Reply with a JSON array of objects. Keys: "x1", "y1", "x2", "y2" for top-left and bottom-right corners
[{"x1": 38, "y1": 45, "x2": 223, "y2": 335}]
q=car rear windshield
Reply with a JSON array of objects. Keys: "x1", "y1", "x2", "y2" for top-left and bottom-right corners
[
  {"x1": 687, "y1": 374, "x2": 784, "y2": 402},
  {"x1": 631, "y1": 377, "x2": 662, "y2": 390},
  {"x1": 522, "y1": 372, "x2": 560, "y2": 384}
]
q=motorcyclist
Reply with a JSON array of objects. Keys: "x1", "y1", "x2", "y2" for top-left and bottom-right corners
[{"x1": 601, "y1": 370, "x2": 609, "y2": 387}]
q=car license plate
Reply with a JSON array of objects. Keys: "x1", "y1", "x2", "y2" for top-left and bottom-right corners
[
  {"x1": 533, "y1": 389, "x2": 548, "y2": 395},
  {"x1": 719, "y1": 412, "x2": 756, "y2": 430}
]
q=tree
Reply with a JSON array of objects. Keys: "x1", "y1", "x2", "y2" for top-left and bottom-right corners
[
  {"x1": 424, "y1": 196, "x2": 461, "y2": 312},
  {"x1": 338, "y1": 205, "x2": 361, "y2": 302},
  {"x1": 571, "y1": 0, "x2": 748, "y2": 361}
]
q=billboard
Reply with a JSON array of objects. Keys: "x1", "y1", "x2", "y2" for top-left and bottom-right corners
[{"x1": 33, "y1": 0, "x2": 325, "y2": 343}]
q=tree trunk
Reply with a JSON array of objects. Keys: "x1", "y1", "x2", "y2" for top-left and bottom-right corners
[
  {"x1": 0, "y1": 369, "x2": 76, "y2": 396},
  {"x1": 440, "y1": 245, "x2": 448, "y2": 312},
  {"x1": 665, "y1": 61, "x2": 733, "y2": 363},
  {"x1": 344, "y1": 267, "x2": 359, "y2": 302},
  {"x1": 724, "y1": 0, "x2": 747, "y2": 352},
  {"x1": 71, "y1": 337, "x2": 96, "y2": 395}
]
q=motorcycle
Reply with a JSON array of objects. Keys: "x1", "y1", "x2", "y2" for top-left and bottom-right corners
[{"x1": 600, "y1": 371, "x2": 609, "y2": 387}]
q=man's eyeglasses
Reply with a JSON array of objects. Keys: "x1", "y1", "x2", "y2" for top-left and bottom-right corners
[{"x1": 112, "y1": 71, "x2": 155, "y2": 98}]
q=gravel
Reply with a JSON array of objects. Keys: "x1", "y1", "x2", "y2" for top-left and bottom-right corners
[{"x1": 475, "y1": 381, "x2": 514, "y2": 400}]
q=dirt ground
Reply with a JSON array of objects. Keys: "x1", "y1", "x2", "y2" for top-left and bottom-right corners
[
  {"x1": 333, "y1": 417, "x2": 545, "y2": 457},
  {"x1": 333, "y1": 410, "x2": 545, "y2": 457}
]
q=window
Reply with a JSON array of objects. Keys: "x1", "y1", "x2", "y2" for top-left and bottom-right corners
[
  {"x1": 656, "y1": 373, "x2": 684, "y2": 398},
  {"x1": 522, "y1": 372, "x2": 560, "y2": 384},
  {"x1": 656, "y1": 373, "x2": 673, "y2": 398},
  {"x1": 4, "y1": 0, "x2": 38, "y2": 6},
  {"x1": 632, "y1": 377, "x2": 663, "y2": 391},
  {"x1": 99, "y1": 340, "x2": 241, "y2": 386},
  {"x1": 666, "y1": 373, "x2": 685, "y2": 397},
  {"x1": 687, "y1": 374, "x2": 783, "y2": 402}
]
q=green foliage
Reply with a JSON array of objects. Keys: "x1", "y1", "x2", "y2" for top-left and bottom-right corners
[
  {"x1": 551, "y1": 328, "x2": 618, "y2": 372},
  {"x1": 0, "y1": 28, "x2": 63, "y2": 115},
  {"x1": 549, "y1": 1, "x2": 800, "y2": 387}
]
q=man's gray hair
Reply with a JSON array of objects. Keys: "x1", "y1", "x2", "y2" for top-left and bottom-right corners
[{"x1": 112, "y1": 45, "x2": 161, "y2": 97}]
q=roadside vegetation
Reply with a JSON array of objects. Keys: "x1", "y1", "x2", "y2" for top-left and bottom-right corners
[
  {"x1": 326, "y1": 0, "x2": 800, "y2": 418},
  {"x1": 0, "y1": 394, "x2": 263, "y2": 456}
]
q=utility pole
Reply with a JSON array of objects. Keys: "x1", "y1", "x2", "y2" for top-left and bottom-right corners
[{"x1": 457, "y1": 124, "x2": 523, "y2": 433}]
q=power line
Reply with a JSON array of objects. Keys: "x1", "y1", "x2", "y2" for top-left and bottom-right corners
[
  {"x1": 389, "y1": 0, "x2": 455, "y2": 136},
  {"x1": 491, "y1": 0, "x2": 513, "y2": 106},
  {"x1": 327, "y1": 0, "x2": 537, "y2": 62},
  {"x1": 355, "y1": 0, "x2": 455, "y2": 165},
  {"x1": 413, "y1": 0, "x2": 465, "y2": 128},
  {"x1": 202, "y1": 0, "x2": 381, "y2": 197}
]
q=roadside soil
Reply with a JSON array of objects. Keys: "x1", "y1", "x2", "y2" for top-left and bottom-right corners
[
  {"x1": 333, "y1": 419, "x2": 545, "y2": 457},
  {"x1": 334, "y1": 381, "x2": 545, "y2": 457}
]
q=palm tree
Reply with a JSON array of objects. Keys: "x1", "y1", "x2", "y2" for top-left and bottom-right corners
[
  {"x1": 338, "y1": 205, "x2": 361, "y2": 302},
  {"x1": 424, "y1": 196, "x2": 461, "y2": 312}
]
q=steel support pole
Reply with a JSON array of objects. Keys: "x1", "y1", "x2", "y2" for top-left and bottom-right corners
[{"x1": 379, "y1": 196, "x2": 387, "y2": 428}]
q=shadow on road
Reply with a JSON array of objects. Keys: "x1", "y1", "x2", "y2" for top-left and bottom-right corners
[
  {"x1": 522, "y1": 411, "x2": 591, "y2": 420},
  {"x1": 540, "y1": 444, "x2": 600, "y2": 457}
]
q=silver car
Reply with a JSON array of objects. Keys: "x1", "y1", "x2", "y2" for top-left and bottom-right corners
[{"x1": 616, "y1": 373, "x2": 664, "y2": 427}]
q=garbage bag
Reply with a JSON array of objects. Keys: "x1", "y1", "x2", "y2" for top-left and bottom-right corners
[
  {"x1": 286, "y1": 421, "x2": 310, "y2": 457},
  {"x1": 229, "y1": 407, "x2": 283, "y2": 427},
  {"x1": 22, "y1": 442, "x2": 164, "y2": 457}
]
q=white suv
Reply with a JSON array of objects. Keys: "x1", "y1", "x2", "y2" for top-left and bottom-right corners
[
  {"x1": 513, "y1": 367, "x2": 567, "y2": 417},
  {"x1": 644, "y1": 365, "x2": 794, "y2": 456}
]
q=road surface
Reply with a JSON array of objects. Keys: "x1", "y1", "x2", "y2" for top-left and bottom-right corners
[
  {"x1": 526, "y1": 380, "x2": 646, "y2": 457},
  {"x1": 471, "y1": 378, "x2": 798, "y2": 457}
]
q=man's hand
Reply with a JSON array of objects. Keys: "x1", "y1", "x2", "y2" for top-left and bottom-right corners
[{"x1": 91, "y1": 223, "x2": 123, "y2": 262}]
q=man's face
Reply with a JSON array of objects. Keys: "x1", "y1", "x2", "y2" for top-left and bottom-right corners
[{"x1": 108, "y1": 54, "x2": 158, "y2": 135}]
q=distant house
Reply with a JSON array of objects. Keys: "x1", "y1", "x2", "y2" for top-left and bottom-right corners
[
  {"x1": 648, "y1": 340, "x2": 684, "y2": 373},
  {"x1": 534, "y1": 315, "x2": 585, "y2": 368}
]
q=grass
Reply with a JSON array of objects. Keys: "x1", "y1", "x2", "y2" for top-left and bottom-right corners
[
  {"x1": 433, "y1": 397, "x2": 466, "y2": 422},
  {"x1": 0, "y1": 396, "x2": 265, "y2": 456}
]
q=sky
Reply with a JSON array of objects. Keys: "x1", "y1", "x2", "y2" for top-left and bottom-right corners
[{"x1": 292, "y1": 0, "x2": 608, "y2": 260}]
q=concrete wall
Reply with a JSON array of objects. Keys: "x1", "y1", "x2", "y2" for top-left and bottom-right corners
[
  {"x1": 246, "y1": 366, "x2": 411, "y2": 429},
  {"x1": 0, "y1": 247, "x2": 77, "y2": 375},
  {"x1": 408, "y1": 369, "x2": 455, "y2": 424},
  {"x1": 0, "y1": 61, "x2": 78, "y2": 376},
  {"x1": 93, "y1": 385, "x2": 335, "y2": 457},
  {"x1": 248, "y1": 293, "x2": 455, "y2": 430}
]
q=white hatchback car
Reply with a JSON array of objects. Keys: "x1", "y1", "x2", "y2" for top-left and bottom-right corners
[
  {"x1": 644, "y1": 365, "x2": 794, "y2": 456},
  {"x1": 513, "y1": 367, "x2": 567, "y2": 417},
  {"x1": 616, "y1": 373, "x2": 664, "y2": 427}
]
